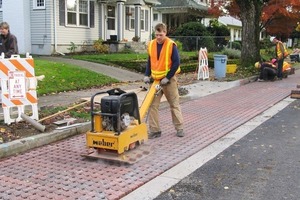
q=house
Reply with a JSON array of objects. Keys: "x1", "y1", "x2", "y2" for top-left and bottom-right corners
[
  {"x1": 218, "y1": 16, "x2": 242, "y2": 42},
  {"x1": 153, "y1": 0, "x2": 209, "y2": 34},
  {"x1": 0, "y1": 0, "x2": 160, "y2": 55}
]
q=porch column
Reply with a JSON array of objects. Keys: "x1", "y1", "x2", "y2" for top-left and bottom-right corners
[
  {"x1": 134, "y1": 4, "x2": 141, "y2": 41},
  {"x1": 149, "y1": 6, "x2": 153, "y2": 41},
  {"x1": 117, "y1": 1, "x2": 125, "y2": 41},
  {"x1": 230, "y1": 28, "x2": 234, "y2": 42},
  {"x1": 99, "y1": 3, "x2": 106, "y2": 40}
]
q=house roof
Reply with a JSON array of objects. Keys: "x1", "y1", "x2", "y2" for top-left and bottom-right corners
[
  {"x1": 218, "y1": 16, "x2": 242, "y2": 27},
  {"x1": 155, "y1": 0, "x2": 208, "y2": 11},
  {"x1": 144, "y1": 0, "x2": 161, "y2": 5}
]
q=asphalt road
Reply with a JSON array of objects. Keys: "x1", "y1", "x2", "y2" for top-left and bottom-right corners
[{"x1": 155, "y1": 99, "x2": 300, "y2": 200}]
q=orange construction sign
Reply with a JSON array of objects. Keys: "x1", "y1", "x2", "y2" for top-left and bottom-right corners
[{"x1": 0, "y1": 54, "x2": 39, "y2": 124}]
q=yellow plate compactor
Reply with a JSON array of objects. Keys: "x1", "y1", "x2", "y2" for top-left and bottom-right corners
[{"x1": 82, "y1": 80, "x2": 160, "y2": 164}]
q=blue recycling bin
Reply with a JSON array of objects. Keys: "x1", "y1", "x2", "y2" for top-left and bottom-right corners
[{"x1": 214, "y1": 55, "x2": 227, "y2": 79}]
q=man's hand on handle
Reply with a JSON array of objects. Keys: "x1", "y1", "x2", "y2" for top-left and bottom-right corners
[
  {"x1": 160, "y1": 77, "x2": 169, "y2": 86},
  {"x1": 144, "y1": 76, "x2": 151, "y2": 84}
]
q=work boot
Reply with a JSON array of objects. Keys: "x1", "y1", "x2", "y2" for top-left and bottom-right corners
[
  {"x1": 176, "y1": 129, "x2": 184, "y2": 137},
  {"x1": 148, "y1": 131, "x2": 161, "y2": 139}
]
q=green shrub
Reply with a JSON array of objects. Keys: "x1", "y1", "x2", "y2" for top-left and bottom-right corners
[
  {"x1": 207, "y1": 19, "x2": 230, "y2": 50},
  {"x1": 111, "y1": 60, "x2": 146, "y2": 73},
  {"x1": 174, "y1": 40, "x2": 183, "y2": 51},
  {"x1": 222, "y1": 48, "x2": 241, "y2": 59},
  {"x1": 228, "y1": 41, "x2": 241, "y2": 50},
  {"x1": 180, "y1": 63, "x2": 198, "y2": 73},
  {"x1": 171, "y1": 22, "x2": 211, "y2": 51},
  {"x1": 93, "y1": 39, "x2": 109, "y2": 53},
  {"x1": 199, "y1": 36, "x2": 216, "y2": 52},
  {"x1": 67, "y1": 42, "x2": 78, "y2": 53}
]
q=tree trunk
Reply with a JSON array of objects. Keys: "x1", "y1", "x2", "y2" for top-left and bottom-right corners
[{"x1": 236, "y1": 0, "x2": 261, "y2": 67}]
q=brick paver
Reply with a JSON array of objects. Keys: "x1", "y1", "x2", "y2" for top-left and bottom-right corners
[{"x1": 0, "y1": 73, "x2": 299, "y2": 200}]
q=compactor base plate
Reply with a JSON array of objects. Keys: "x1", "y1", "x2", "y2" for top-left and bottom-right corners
[{"x1": 81, "y1": 144, "x2": 153, "y2": 164}]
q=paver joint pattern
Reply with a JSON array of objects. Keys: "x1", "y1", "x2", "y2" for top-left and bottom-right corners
[{"x1": 0, "y1": 74, "x2": 298, "y2": 200}]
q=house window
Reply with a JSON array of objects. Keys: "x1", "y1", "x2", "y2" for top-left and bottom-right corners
[
  {"x1": 125, "y1": 7, "x2": 135, "y2": 30},
  {"x1": 139, "y1": 10, "x2": 149, "y2": 31},
  {"x1": 125, "y1": 7, "x2": 130, "y2": 30},
  {"x1": 34, "y1": 0, "x2": 45, "y2": 9},
  {"x1": 153, "y1": 13, "x2": 158, "y2": 21},
  {"x1": 65, "y1": 0, "x2": 91, "y2": 27},
  {"x1": 0, "y1": 0, "x2": 3, "y2": 11},
  {"x1": 107, "y1": 5, "x2": 115, "y2": 30},
  {"x1": 141, "y1": 10, "x2": 145, "y2": 30},
  {"x1": 60, "y1": 0, "x2": 94, "y2": 27},
  {"x1": 125, "y1": 7, "x2": 148, "y2": 31},
  {"x1": 130, "y1": 7, "x2": 135, "y2": 29},
  {"x1": 79, "y1": 0, "x2": 88, "y2": 25}
]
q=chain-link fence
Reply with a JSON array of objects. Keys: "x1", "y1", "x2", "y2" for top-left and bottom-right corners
[{"x1": 169, "y1": 36, "x2": 234, "y2": 52}]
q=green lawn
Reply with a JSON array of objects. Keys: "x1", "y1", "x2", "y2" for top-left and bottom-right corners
[
  {"x1": 70, "y1": 51, "x2": 197, "y2": 63},
  {"x1": 34, "y1": 59, "x2": 118, "y2": 96},
  {"x1": 33, "y1": 52, "x2": 199, "y2": 96},
  {"x1": 32, "y1": 50, "x2": 282, "y2": 96},
  {"x1": 71, "y1": 53, "x2": 148, "y2": 63}
]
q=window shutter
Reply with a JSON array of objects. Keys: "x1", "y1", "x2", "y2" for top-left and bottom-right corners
[
  {"x1": 90, "y1": 1, "x2": 95, "y2": 28},
  {"x1": 59, "y1": 0, "x2": 65, "y2": 26},
  {"x1": 125, "y1": 7, "x2": 129, "y2": 30}
]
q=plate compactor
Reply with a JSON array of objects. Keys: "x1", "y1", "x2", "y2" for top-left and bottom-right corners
[{"x1": 81, "y1": 80, "x2": 160, "y2": 164}]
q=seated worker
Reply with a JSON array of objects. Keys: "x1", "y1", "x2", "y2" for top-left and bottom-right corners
[
  {"x1": 272, "y1": 58, "x2": 291, "y2": 78},
  {"x1": 255, "y1": 60, "x2": 278, "y2": 82}
]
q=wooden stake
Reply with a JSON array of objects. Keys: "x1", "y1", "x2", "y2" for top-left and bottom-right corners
[{"x1": 38, "y1": 100, "x2": 90, "y2": 123}]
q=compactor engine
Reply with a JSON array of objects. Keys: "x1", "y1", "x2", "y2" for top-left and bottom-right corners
[{"x1": 100, "y1": 90, "x2": 140, "y2": 133}]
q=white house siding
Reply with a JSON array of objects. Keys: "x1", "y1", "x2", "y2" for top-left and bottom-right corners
[
  {"x1": 218, "y1": 16, "x2": 242, "y2": 42},
  {"x1": 53, "y1": 0, "x2": 99, "y2": 54},
  {"x1": 123, "y1": 5, "x2": 152, "y2": 43},
  {"x1": 124, "y1": 30, "x2": 135, "y2": 42},
  {"x1": 140, "y1": 31, "x2": 151, "y2": 42},
  {"x1": 2, "y1": 0, "x2": 31, "y2": 55},
  {"x1": 30, "y1": 0, "x2": 53, "y2": 55},
  {"x1": 1, "y1": 0, "x2": 154, "y2": 55}
]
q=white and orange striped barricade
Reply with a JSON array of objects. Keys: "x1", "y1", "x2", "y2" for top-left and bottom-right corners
[
  {"x1": 0, "y1": 53, "x2": 39, "y2": 124},
  {"x1": 198, "y1": 47, "x2": 209, "y2": 80}
]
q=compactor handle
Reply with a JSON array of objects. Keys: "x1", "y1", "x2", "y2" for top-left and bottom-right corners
[{"x1": 139, "y1": 80, "x2": 160, "y2": 120}]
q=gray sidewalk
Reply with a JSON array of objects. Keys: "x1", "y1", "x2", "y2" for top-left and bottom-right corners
[{"x1": 37, "y1": 56, "x2": 255, "y2": 108}]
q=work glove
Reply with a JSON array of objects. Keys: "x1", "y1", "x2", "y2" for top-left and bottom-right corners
[
  {"x1": 144, "y1": 76, "x2": 151, "y2": 84},
  {"x1": 160, "y1": 77, "x2": 169, "y2": 86}
]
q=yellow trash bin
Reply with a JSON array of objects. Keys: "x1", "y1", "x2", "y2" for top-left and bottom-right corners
[{"x1": 226, "y1": 64, "x2": 237, "y2": 74}]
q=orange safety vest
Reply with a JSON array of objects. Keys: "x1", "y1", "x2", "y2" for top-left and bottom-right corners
[
  {"x1": 275, "y1": 41, "x2": 289, "y2": 60},
  {"x1": 282, "y1": 61, "x2": 291, "y2": 72},
  {"x1": 148, "y1": 37, "x2": 180, "y2": 80}
]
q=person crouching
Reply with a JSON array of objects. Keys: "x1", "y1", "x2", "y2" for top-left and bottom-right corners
[{"x1": 255, "y1": 60, "x2": 278, "y2": 82}]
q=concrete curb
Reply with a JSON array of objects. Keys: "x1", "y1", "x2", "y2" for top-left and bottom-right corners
[
  {"x1": 239, "y1": 75, "x2": 257, "y2": 85},
  {"x1": 0, "y1": 122, "x2": 90, "y2": 159}
]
